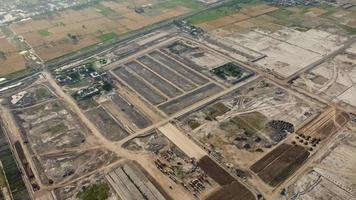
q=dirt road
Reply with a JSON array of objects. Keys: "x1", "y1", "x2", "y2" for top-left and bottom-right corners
[{"x1": 158, "y1": 123, "x2": 206, "y2": 159}]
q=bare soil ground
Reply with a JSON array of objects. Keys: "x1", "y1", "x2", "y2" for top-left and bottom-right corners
[{"x1": 0, "y1": 38, "x2": 26, "y2": 76}]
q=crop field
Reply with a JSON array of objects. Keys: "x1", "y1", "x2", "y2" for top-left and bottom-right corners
[
  {"x1": 193, "y1": 2, "x2": 354, "y2": 79},
  {"x1": 0, "y1": 126, "x2": 30, "y2": 200},
  {"x1": 198, "y1": 156, "x2": 235, "y2": 185},
  {"x1": 0, "y1": 38, "x2": 26, "y2": 76},
  {"x1": 250, "y1": 143, "x2": 310, "y2": 187},
  {"x1": 296, "y1": 108, "x2": 349, "y2": 140},
  {"x1": 198, "y1": 156, "x2": 255, "y2": 200},
  {"x1": 10, "y1": 0, "x2": 203, "y2": 61}
]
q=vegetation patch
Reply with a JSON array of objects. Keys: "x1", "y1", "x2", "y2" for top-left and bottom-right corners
[
  {"x1": 189, "y1": 6, "x2": 238, "y2": 24},
  {"x1": 97, "y1": 32, "x2": 118, "y2": 42},
  {"x1": 211, "y1": 63, "x2": 243, "y2": 80},
  {"x1": 238, "y1": 112, "x2": 267, "y2": 131},
  {"x1": 205, "y1": 102, "x2": 230, "y2": 119},
  {"x1": 76, "y1": 183, "x2": 110, "y2": 200},
  {"x1": 48, "y1": 123, "x2": 66, "y2": 134},
  {"x1": 38, "y1": 29, "x2": 51, "y2": 36},
  {"x1": 267, "y1": 8, "x2": 294, "y2": 19},
  {"x1": 153, "y1": 0, "x2": 202, "y2": 10},
  {"x1": 95, "y1": 4, "x2": 116, "y2": 17},
  {"x1": 188, "y1": 119, "x2": 201, "y2": 129},
  {"x1": 221, "y1": 112, "x2": 267, "y2": 137}
]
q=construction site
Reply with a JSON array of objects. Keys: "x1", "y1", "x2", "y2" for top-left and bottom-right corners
[
  {"x1": 178, "y1": 78, "x2": 323, "y2": 171},
  {"x1": 0, "y1": 0, "x2": 356, "y2": 199},
  {"x1": 0, "y1": 75, "x2": 118, "y2": 198},
  {"x1": 291, "y1": 40, "x2": 356, "y2": 111},
  {"x1": 123, "y1": 130, "x2": 219, "y2": 198}
]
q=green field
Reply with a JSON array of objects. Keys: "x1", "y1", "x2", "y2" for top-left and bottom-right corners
[
  {"x1": 38, "y1": 29, "x2": 51, "y2": 36},
  {"x1": 153, "y1": 0, "x2": 202, "y2": 10},
  {"x1": 189, "y1": 6, "x2": 238, "y2": 24},
  {"x1": 77, "y1": 183, "x2": 110, "y2": 200},
  {"x1": 228, "y1": 111, "x2": 267, "y2": 136},
  {"x1": 95, "y1": 4, "x2": 116, "y2": 17},
  {"x1": 48, "y1": 123, "x2": 66, "y2": 134},
  {"x1": 97, "y1": 32, "x2": 118, "y2": 42},
  {"x1": 188, "y1": 119, "x2": 201, "y2": 129}
]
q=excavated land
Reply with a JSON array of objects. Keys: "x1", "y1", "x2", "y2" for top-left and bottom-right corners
[
  {"x1": 178, "y1": 77, "x2": 322, "y2": 171},
  {"x1": 1, "y1": 82, "x2": 117, "y2": 187},
  {"x1": 123, "y1": 130, "x2": 219, "y2": 198}
]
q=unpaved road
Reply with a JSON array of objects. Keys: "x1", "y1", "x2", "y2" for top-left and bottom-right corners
[{"x1": 158, "y1": 123, "x2": 206, "y2": 159}]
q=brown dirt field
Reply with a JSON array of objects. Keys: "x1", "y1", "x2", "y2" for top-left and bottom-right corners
[
  {"x1": 161, "y1": 6, "x2": 190, "y2": 17},
  {"x1": 286, "y1": 7, "x2": 303, "y2": 13},
  {"x1": 120, "y1": 19, "x2": 145, "y2": 30},
  {"x1": 198, "y1": 13, "x2": 249, "y2": 31},
  {"x1": 0, "y1": 38, "x2": 26, "y2": 76},
  {"x1": 250, "y1": 143, "x2": 293, "y2": 173},
  {"x1": 34, "y1": 36, "x2": 99, "y2": 61},
  {"x1": 227, "y1": 15, "x2": 276, "y2": 32},
  {"x1": 206, "y1": 182, "x2": 256, "y2": 200},
  {"x1": 198, "y1": 156, "x2": 235, "y2": 186},
  {"x1": 316, "y1": 112, "x2": 349, "y2": 138},
  {"x1": 101, "y1": 1, "x2": 132, "y2": 14},
  {"x1": 230, "y1": 13, "x2": 250, "y2": 21},
  {"x1": 197, "y1": 23, "x2": 213, "y2": 31},
  {"x1": 205, "y1": 16, "x2": 238, "y2": 29},
  {"x1": 198, "y1": 156, "x2": 256, "y2": 200},
  {"x1": 251, "y1": 144, "x2": 310, "y2": 187},
  {"x1": 347, "y1": 20, "x2": 356, "y2": 28},
  {"x1": 241, "y1": 4, "x2": 278, "y2": 17},
  {"x1": 0, "y1": 38, "x2": 17, "y2": 53},
  {"x1": 0, "y1": 54, "x2": 26, "y2": 76},
  {"x1": 306, "y1": 7, "x2": 327, "y2": 17},
  {"x1": 233, "y1": 20, "x2": 255, "y2": 29}
]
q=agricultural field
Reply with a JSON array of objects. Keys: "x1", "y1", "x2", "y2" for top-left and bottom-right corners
[
  {"x1": 0, "y1": 125, "x2": 30, "y2": 200},
  {"x1": 10, "y1": 0, "x2": 204, "y2": 61},
  {"x1": 250, "y1": 143, "x2": 309, "y2": 187},
  {"x1": 0, "y1": 36, "x2": 26, "y2": 76},
  {"x1": 193, "y1": 2, "x2": 355, "y2": 79},
  {"x1": 291, "y1": 41, "x2": 356, "y2": 109}
]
